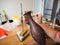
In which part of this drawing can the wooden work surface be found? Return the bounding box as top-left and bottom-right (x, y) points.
(0, 21), (37, 45)
(0, 21), (56, 45)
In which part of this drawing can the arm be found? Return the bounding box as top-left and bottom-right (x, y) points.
(33, 14), (60, 43)
(40, 24), (60, 43)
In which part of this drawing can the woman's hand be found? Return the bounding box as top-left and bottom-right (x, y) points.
(32, 14), (42, 24)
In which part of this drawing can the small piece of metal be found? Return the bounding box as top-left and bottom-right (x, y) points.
(16, 31), (29, 42)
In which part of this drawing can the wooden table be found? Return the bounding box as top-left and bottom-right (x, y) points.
(0, 21), (57, 45)
(0, 21), (37, 45)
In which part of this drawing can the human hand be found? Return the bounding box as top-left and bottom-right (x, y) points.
(32, 14), (42, 24)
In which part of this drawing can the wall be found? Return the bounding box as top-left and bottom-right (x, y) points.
(56, 0), (60, 12)
(34, 0), (44, 15)
(0, 0), (34, 19)
(43, 0), (54, 20)
(45, 0), (53, 9)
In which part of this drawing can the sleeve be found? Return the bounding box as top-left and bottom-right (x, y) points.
(57, 32), (60, 39)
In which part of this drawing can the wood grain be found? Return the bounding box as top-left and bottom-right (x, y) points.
(0, 21), (37, 45)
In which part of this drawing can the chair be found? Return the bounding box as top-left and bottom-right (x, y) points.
(53, 12), (60, 29)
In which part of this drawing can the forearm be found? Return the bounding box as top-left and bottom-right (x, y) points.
(33, 14), (60, 43)
(39, 24), (58, 40)
(43, 27), (57, 40)
(40, 23), (60, 43)
(33, 15), (57, 40)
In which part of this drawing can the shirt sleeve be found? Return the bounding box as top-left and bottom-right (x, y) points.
(57, 32), (60, 39)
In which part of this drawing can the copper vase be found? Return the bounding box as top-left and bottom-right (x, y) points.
(24, 11), (46, 45)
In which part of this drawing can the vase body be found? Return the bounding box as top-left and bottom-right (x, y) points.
(24, 11), (46, 45)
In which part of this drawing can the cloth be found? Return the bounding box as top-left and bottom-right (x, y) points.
(57, 32), (60, 39)
(0, 21), (17, 31)
(0, 28), (8, 39)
